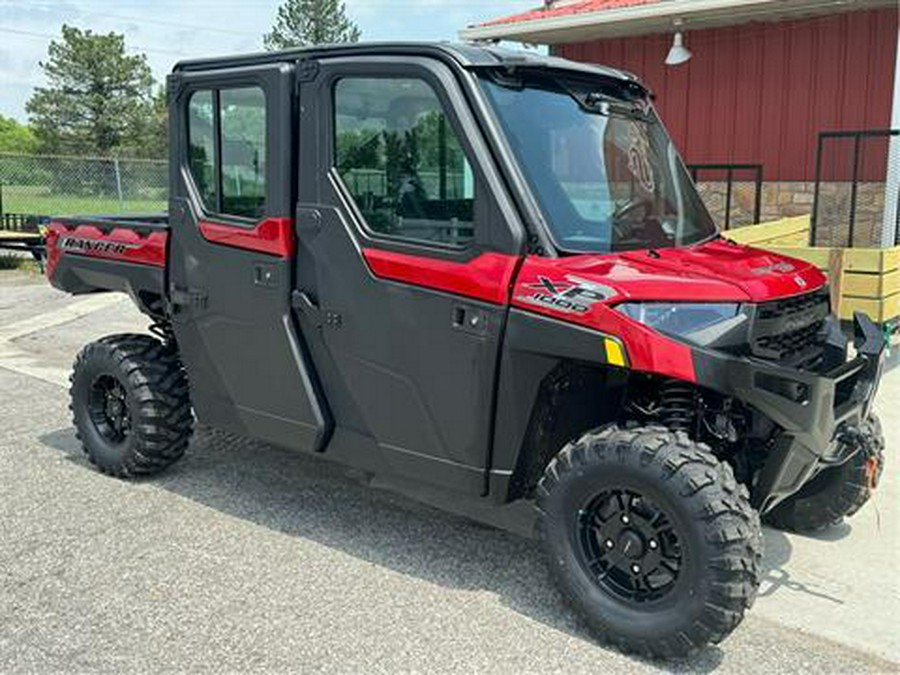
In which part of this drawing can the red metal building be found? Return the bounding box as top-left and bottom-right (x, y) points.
(563, 8), (897, 181)
(462, 0), (900, 243)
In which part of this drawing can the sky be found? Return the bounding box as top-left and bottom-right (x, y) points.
(0, 0), (539, 122)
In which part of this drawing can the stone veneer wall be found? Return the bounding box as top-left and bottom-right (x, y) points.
(695, 181), (887, 247)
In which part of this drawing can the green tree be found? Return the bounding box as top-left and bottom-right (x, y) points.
(135, 86), (168, 159)
(0, 115), (39, 154)
(263, 0), (361, 50)
(26, 25), (158, 157)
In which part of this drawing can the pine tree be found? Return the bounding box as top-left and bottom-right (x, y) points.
(263, 0), (361, 51)
(25, 25), (158, 157)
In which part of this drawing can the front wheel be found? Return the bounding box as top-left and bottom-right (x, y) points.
(536, 426), (762, 659)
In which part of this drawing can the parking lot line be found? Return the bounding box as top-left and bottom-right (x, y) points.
(0, 292), (126, 387)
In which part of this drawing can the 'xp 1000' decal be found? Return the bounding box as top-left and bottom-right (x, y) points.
(517, 276), (616, 314)
(59, 237), (138, 256)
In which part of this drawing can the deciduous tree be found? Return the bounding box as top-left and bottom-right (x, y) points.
(0, 115), (39, 154)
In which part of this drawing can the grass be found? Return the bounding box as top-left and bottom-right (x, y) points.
(0, 253), (41, 273)
(2, 184), (166, 216)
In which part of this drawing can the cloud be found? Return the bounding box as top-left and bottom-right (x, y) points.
(0, 0), (537, 121)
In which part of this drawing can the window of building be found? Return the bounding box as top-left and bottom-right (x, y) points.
(187, 86), (267, 219)
(334, 77), (475, 247)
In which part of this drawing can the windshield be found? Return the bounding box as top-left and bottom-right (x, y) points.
(479, 72), (717, 253)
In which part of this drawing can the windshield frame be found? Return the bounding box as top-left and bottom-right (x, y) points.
(475, 68), (719, 256)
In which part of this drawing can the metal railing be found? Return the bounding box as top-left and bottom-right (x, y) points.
(688, 163), (763, 230)
(811, 129), (899, 247)
(1, 212), (42, 233)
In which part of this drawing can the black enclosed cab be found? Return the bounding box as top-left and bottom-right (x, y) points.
(46, 43), (886, 659)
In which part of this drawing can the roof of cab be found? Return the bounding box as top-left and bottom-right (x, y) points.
(171, 41), (639, 85)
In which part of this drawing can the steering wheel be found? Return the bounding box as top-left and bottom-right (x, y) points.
(612, 198), (653, 222)
(611, 198), (654, 240)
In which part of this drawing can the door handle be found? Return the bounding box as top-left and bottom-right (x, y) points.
(452, 304), (488, 336)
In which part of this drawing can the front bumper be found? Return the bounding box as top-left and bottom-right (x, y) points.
(692, 312), (886, 512)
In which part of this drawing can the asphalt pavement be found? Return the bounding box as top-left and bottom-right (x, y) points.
(1, 270), (898, 673)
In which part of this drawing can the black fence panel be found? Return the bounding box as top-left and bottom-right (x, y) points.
(811, 129), (899, 248)
(688, 164), (763, 230)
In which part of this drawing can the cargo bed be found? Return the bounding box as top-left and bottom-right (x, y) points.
(45, 213), (169, 317)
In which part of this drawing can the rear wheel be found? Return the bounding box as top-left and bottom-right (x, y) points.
(70, 334), (193, 477)
(536, 426), (762, 659)
(765, 414), (885, 533)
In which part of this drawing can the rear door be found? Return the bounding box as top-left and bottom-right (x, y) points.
(167, 63), (330, 451)
(294, 56), (525, 494)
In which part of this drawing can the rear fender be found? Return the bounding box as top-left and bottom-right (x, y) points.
(46, 220), (168, 318)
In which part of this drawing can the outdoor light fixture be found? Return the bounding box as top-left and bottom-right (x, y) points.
(665, 31), (692, 66)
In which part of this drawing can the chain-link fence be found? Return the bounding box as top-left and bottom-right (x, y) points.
(0, 153), (167, 221)
(812, 130), (899, 248)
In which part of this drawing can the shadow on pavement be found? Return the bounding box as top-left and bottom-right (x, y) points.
(40, 425), (737, 672)
(758, 528), (844, 605)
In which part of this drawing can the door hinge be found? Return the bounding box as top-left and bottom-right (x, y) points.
(296, 59), (319, 83)
(292, 290), (341, 329)
(170, 287), (207, 310)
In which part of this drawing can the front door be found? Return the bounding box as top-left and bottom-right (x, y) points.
(294, 57), (525, 494)
(167, 63), (330, 452)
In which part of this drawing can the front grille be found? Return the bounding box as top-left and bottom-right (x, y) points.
(756, 290), (830, 321)
(750, 290), (830, 365)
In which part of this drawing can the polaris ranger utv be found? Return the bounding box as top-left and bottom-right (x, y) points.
(46, 44), (886, 658)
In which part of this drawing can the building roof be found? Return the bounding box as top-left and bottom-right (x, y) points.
(481, 1), (661, 28)
(461, 0), (896, 44)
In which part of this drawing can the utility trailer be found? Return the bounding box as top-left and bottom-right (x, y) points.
(0, 213), (45, 264)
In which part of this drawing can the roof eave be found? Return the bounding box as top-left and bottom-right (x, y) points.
(459, 0), (895, 44)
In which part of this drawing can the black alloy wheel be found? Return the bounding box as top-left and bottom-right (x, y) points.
(88, 375), (132, 444)
(577, 488), (682, 604)
(537, 425), (762, 659)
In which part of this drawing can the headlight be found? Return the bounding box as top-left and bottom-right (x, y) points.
(616, 302), (741, 339)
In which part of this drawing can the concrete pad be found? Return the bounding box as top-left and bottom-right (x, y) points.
(1, 273), (898, 672)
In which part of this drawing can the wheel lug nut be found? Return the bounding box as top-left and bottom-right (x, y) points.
(621, 515), (630, 524)
(649, 540), (658, 550)
(631, 564), (641, 574)
(605, 539), (615, 549)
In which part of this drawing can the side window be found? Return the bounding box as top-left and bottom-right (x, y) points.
(188, 91), (216, 209)
(335, 77), (476, 247)
(186, 86), (267, 219)
(221, 88), (266, 218)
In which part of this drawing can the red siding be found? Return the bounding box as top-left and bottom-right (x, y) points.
(559, 8), (898, 181)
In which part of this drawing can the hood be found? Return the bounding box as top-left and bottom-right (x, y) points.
(515, 238), (826, 305)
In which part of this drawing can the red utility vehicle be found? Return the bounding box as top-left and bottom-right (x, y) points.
(46, 44), (886, 658)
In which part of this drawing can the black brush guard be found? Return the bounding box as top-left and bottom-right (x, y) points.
(693, 312), (886, 512)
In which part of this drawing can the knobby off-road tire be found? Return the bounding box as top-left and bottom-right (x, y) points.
(70, 334), (193, 477)
(765, 414), (885, 533)
(536, 426), (762, 659)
